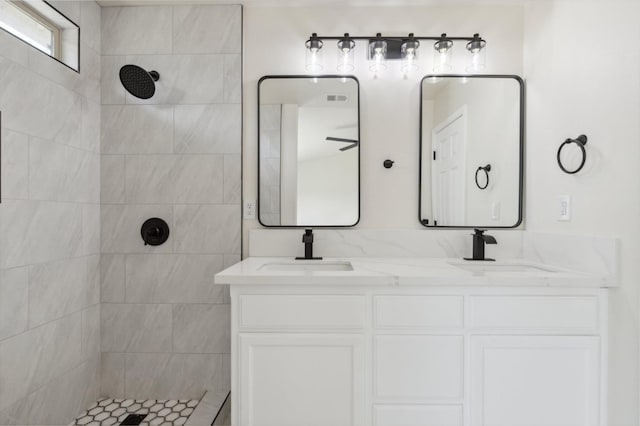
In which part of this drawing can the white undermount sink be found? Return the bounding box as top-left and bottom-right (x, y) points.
(451, 262), (557, 273)
(258, 261), (354, 272)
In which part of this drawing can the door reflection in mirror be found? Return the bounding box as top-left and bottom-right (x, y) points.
(420, 75), (523, 228)
(258, 76), (360, 227)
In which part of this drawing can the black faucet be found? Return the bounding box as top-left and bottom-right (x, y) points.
(295, 229), (323, 260)
(464, 229), (497, 261)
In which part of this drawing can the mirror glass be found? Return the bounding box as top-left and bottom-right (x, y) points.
(419, 75), (523, 228)
(259, 76), (360, 227)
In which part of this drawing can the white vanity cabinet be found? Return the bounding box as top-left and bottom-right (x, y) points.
(229, 286), (607, 426)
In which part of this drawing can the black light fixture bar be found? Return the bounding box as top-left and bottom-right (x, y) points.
(309, 34), (482, 42)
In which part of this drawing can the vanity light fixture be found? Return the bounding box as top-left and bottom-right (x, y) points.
(369, 33), (388, 78)
(433, 33), (453, 73)
(304, 32), (486, 78)
(466, 33), (487, 72)
(305, 33), (324, 73)
(337, 33), (355, 73)
(401, 33), (420, 76)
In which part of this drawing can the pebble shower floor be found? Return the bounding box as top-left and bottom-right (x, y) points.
(73, 398), (199, 426)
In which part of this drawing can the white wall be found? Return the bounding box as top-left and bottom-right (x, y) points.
(243, 4), (524, 252)
(523, 1), (640, 424)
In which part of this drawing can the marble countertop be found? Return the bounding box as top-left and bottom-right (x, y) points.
(214, 257), (613, 288)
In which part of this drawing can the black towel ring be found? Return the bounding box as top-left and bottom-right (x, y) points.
(557, 135), (587, 174)
(475, 164), (491, 190)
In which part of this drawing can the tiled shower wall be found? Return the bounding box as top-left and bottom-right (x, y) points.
(259, 104), (281, 225)
(99, 5), (242, 399)
(0, 1), (102, 424)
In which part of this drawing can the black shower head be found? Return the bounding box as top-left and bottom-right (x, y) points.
(119, 64), (160, 99)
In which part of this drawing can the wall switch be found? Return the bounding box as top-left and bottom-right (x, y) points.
(244, 200), (256, 220)
(491, 201), (501, 221)
(558, 195), (571, 221)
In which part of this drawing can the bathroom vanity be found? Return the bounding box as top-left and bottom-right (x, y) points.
(216, 256), (612, 426)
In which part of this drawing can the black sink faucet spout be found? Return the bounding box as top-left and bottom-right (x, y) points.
(296, 229), (323, 260)
(464, 229), (497, 261)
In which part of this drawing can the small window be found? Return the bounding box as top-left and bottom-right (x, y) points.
(0, 0), (79, 71)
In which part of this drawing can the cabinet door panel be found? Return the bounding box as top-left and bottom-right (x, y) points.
(374, 405), (463, 426)
(239, 333), (365, 426)
(374, 335), (464, 400)
(470, 336), (600, 426)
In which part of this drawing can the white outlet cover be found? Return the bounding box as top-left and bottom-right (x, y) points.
(244, 200), (256, 220)
(558, 195), (571, 221)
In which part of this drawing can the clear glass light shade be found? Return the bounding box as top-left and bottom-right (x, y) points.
(433, 47), (452, 73)
(466, 47), (486, 73)
(401, 39), (420, 76)
(337, 48), (354, 73)
(305, 47), (323, 73)
(369, 39), (387, 78)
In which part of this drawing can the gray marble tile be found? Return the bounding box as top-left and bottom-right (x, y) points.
(101, 55), (126, 105)
(101, 204), (173, 254)
(101, 155), (125, 204)
(0, 58), (82, 145)
(27, 357), (99, 426)
(27, 47), (82, 94)
(0, 397), (28, 426)
(0, 29), (28, 67)
(29, 138), (96, 203)
(174, 105), (241, 154)
(186, 390), (229, 426)
(173, 5), (241, 54)
(0, 313), (83, 411)
(28, 257), (90, 327)
(101, 6), (172, 55)
(0, 267), (28, 341)
(101, 254), (125, 303)
(125, 155), (224, 204)
(82, 204), (101, 256)
(124, 55), (224, 105)
(82, 304), (100, 361)
(87, 255), (101, 306)
(49, 1), (81, 23)
(223, 54), (241, 104)
(81, 98), (101, 154)
(1, 129), (28, 200)
(125, 254), (225, 304)
(101, 304), (172, 353)
(173, 304), (230, 354)
(0, 200), (83, 268)
(124, 353), (229, 400)
(101, 352), (125, 398)
(223, 155), (241, 204)
(174, 205), (241, 254)
(81, 1), (101, 54)
(102, 105), (174, 154)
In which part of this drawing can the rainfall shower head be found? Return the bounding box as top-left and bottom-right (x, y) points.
(119, 64), (160, 99)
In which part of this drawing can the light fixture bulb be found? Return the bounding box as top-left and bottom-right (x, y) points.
(305, 33), (324, 73)
(368, 33), (388, 78)
(465, 34), (486, 73)
(336, 33), (355, 73)
(401, 34), (420, 77)
(433, 33), (453, 54)
(466, 33), (486, 54)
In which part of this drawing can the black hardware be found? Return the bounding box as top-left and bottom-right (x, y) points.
(418, 75), (525, 229)
(383, 159), (394, 169)
(257, 75), (361, 228)
(433, 151), (436, 161)
(119, 65), (160, 100)
(120, 414), (147, 425)
(475, 164), (491, 190)
(140, 218), (170, 246)
(295, 229), (323, 260)
(557, 135), (587, 174)
(464, 229), (497, 261)
(326, 136), (359, 152)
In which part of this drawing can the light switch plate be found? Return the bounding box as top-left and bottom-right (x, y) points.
(491, 201), (501, 221)
(244, 200), (256, 220)
(558, 195), (571, 221)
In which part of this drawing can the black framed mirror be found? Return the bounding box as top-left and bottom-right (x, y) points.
(258, 75), (360, 227)
(419, 75), (524, 228)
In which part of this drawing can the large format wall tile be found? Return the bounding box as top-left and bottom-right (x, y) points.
(174, 205), (241, 254)
(223, 155), (241, 204)
(101, 105), (174, 154)
(0, 267), (28, 341)
(124, 55), (224, 105)
(101, 254), (125, 303)
(173, 5), (241, 54)
(1, 129), (28, 200)
(101, 6), (172, 55)
(173, 304), (230, 354)
(125, 155), (224, 204)
(223, 54), (242, 104)
(101, 155), (125, 203)
(101, 204), (173, 254)
(101, 304), (172, 353)
(124, 353), (230, 400)
(101, 352), (125, 397)
(125, 254), (225, 303)
(174, 104), (241, 154)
